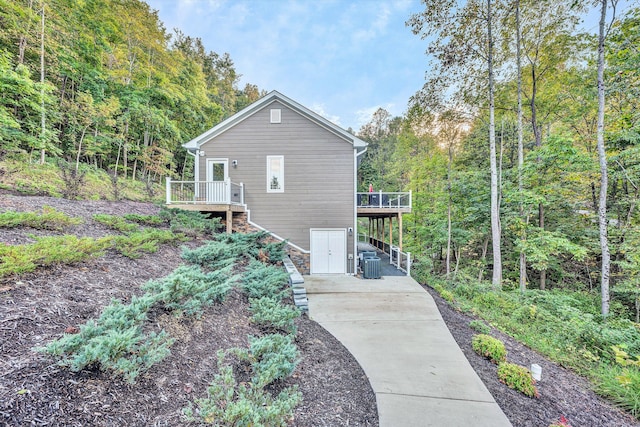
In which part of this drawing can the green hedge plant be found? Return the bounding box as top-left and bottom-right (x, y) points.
(472, 334), (507, 364)
(497, 362), (539, 398)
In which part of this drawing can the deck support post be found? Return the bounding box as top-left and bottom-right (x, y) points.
(226, 209), (233, 234)
(398, 213), (403, 252)
(389, 215), (393, 250)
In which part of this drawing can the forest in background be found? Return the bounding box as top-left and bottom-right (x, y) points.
(0, 0), (264, 181)
(358, 0), (639, 314)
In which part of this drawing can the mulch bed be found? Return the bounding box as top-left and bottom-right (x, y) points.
(425, 286), (640, 427)
(0, 194), (378, 426)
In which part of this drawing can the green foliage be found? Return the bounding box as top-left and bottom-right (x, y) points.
(469, 320), (491, 334)
(189, 351), (301, 426)
(497, 362), (539, 398)
(41, 294), (174, 383)
(111, 229), (184, 259)
(93, 213), (139, 232)
(159, 208), (221, 237)
(143, 264), (235, 315)
(249, 297), (300, 334)
(0, 235), (110, 277)
(241, 260), (290, 300)
(595, 348), (640, 417)
(122, 213), (164, 226)
(0, 206), (81, 230)
(472, 334), (507, 364)
(233, 334), (300, 388)
(181, 239), (239, 270)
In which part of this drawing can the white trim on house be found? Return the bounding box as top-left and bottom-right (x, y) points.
(205, 158), (229, 182)
(183, 91), (367, 152)
(244, 207), (310, 254)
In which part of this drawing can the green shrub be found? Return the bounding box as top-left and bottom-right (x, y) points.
(233, 334), (300, 388)
(42, 294), (174, 383)
(241, 260), (289, 299)
(143, 264), (236, 315)
(595, 363), (640, 417)
(469, 320), (491, 334)
(249, 297), (300, 334)
(0, 206), (81, 230)
(188, 351), (301, 426)
(0, 235), (110, 277)
(159, 208), (220, 237)
(497, 362), (539, 398)
(472, 334), (507, 364)
(181, 240), (239, 270)
(122, 213), (164, 226)
(112, 229), (183, 259)
(93, 214), (139, 232)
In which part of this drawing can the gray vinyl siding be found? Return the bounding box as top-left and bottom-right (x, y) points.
(198, 101), (355, 256)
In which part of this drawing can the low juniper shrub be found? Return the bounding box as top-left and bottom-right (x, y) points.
(41, 294), (174, 383)
(249, 296), (300, 334)
(241, 260), (290, 300)
(187, 351), (301, 426)
(232, 334), (300, 388)
(143, 264), (236, 315)
(472, 334), (507, 364)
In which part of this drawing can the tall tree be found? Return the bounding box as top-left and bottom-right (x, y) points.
(408, 0), (503, 287)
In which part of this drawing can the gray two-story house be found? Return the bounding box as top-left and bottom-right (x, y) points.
(166, 91), (368, 275)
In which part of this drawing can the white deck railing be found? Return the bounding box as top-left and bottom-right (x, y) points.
(357, 191), (411, 209)
(165, 178), (244, 205)
(390, 244), (412, 276)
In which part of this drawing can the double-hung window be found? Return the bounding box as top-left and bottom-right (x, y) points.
(267, 155), (284, 193)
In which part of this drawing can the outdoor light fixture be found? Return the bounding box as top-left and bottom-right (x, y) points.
(198, 150), (205, 156)
(232, 160), (238, 168)
(348, 227), (353, 236)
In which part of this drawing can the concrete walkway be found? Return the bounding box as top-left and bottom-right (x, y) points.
(305, 275), (512, 427)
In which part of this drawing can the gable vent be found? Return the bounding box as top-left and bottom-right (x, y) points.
(270, 109), (281, 123)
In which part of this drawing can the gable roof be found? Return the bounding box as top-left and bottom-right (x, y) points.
(183, 90), (368, 152)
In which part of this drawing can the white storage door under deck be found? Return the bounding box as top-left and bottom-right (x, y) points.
(310, 229), (347, 274)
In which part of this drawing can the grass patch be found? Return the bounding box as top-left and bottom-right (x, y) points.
(111, 229), (185, 259)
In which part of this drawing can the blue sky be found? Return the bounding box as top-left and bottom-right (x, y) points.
(145, 0), (427, 131)
(145, 0), (635, 132)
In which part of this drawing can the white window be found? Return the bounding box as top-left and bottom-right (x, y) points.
(270, 109), (281, 123)
(267, 155), (284, 193)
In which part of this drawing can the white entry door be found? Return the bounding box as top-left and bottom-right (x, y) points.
(310, 229), (347, 274)
(205, 158), (228, 203)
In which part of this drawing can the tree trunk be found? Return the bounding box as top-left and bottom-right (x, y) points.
(446, 143), (452, 279)
(539, 203), (547, 290)
(479, 237), (489, 282)
(488, 0), (502, 288)
(39, 3), (46, 165)
(516, 0), (527, 292)
(597, 0), (610, 318)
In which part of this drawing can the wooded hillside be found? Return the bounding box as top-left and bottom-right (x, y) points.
(0, 0), (263, 180)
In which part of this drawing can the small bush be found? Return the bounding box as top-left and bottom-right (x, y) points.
(472, 334), (507, 364)
(250, 297), (300, 334)
(93, 213), (139, 232)
(0, 206), (82, 230)
(159, 208), (220, 237)
(0, 235), (110, 277)
(188, 351), (301, 426)
(112, 229), (184, 259)
(181, 240), (239, 270)
(122, 213), (164, 226)
(469, 320), (491, 334)
(497, 362), (539, 398)
(143, 264), (236, 315)
(41, 294), (174, 383)
(241, 260), (289, 299)
(233, 334), (300, 388)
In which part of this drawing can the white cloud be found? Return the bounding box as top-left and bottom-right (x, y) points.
(355, 103), (396, 129)
(311, 103), (341, 126)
